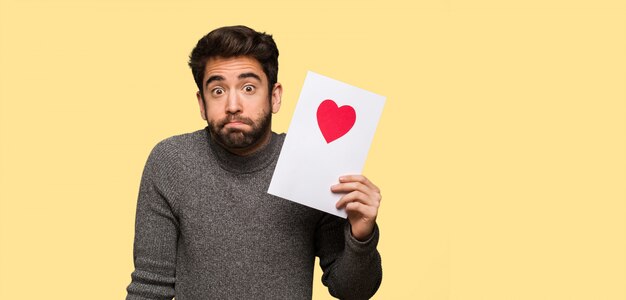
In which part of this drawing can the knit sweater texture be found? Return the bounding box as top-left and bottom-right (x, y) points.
(126, 127), (382, 299)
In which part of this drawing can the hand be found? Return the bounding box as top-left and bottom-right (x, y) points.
(332, 175), (381, 241)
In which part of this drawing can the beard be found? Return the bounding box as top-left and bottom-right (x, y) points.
(208, 110), (272, 150)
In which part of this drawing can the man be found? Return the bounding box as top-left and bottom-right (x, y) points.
(126, 25), (382, 299)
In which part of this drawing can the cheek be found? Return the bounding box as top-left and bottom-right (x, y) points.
(251, 101), (270, 112)
(254, 95), (272, 111)
(205, 108), (224, 123)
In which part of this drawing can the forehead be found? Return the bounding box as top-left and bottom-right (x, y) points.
(203, 56), (266, 81)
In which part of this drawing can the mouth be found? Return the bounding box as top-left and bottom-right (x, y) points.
(221, 117), (251, 130)
(224, 121), (246, 128)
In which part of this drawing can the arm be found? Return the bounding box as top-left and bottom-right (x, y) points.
(315, 175), (383, 299)
(126, 150), (178, 300)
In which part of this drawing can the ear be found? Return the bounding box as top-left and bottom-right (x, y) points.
(270, 82), (282, 114)
(196, 91), (207, 120)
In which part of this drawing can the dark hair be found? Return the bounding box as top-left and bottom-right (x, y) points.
(188, 25), (279, 95)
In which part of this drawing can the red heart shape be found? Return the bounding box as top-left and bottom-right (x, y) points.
(316, 99), (356, 143)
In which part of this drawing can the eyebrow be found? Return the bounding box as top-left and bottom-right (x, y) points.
(204, 72), (262, 89)
(238, 72), (262, 82)
(205, 75), (225, 88)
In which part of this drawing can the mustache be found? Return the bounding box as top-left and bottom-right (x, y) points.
(217, 115), (254, 128)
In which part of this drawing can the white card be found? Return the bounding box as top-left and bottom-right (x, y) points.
(268, 71), (386, 218)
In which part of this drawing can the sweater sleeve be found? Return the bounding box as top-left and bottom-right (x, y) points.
(126, 147), (179, 300)
(315, 214), (383, 299)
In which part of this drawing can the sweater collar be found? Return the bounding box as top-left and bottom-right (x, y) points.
(205, 126), (282, 174)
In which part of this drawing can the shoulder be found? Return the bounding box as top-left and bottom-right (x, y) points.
(146, 128), (208, 168)
(274, 132), (286, 144)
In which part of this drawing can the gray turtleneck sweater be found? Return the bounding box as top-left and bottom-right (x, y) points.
(126, 128), (382, 299)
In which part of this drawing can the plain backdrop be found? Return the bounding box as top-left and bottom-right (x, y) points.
(0, 0), (625, 299)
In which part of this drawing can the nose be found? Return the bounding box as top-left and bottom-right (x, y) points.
(225, 90), (242, 114)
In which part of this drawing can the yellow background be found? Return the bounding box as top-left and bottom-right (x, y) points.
(1, 0), (625, 299)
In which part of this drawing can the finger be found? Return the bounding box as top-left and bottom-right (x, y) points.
(345, 201), (377, 221)
(336, 191), (368, 209)
(339, 175), (380, 193)
(335, 190), (379, 209)
(332, 182), (382, 207)
(331, 181), (372, 195)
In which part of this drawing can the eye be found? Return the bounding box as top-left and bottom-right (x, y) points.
(243, 85), (255, 94)
(211, 87), (224, 97)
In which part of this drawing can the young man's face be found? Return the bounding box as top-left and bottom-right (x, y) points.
(197, 56), (282, 155)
